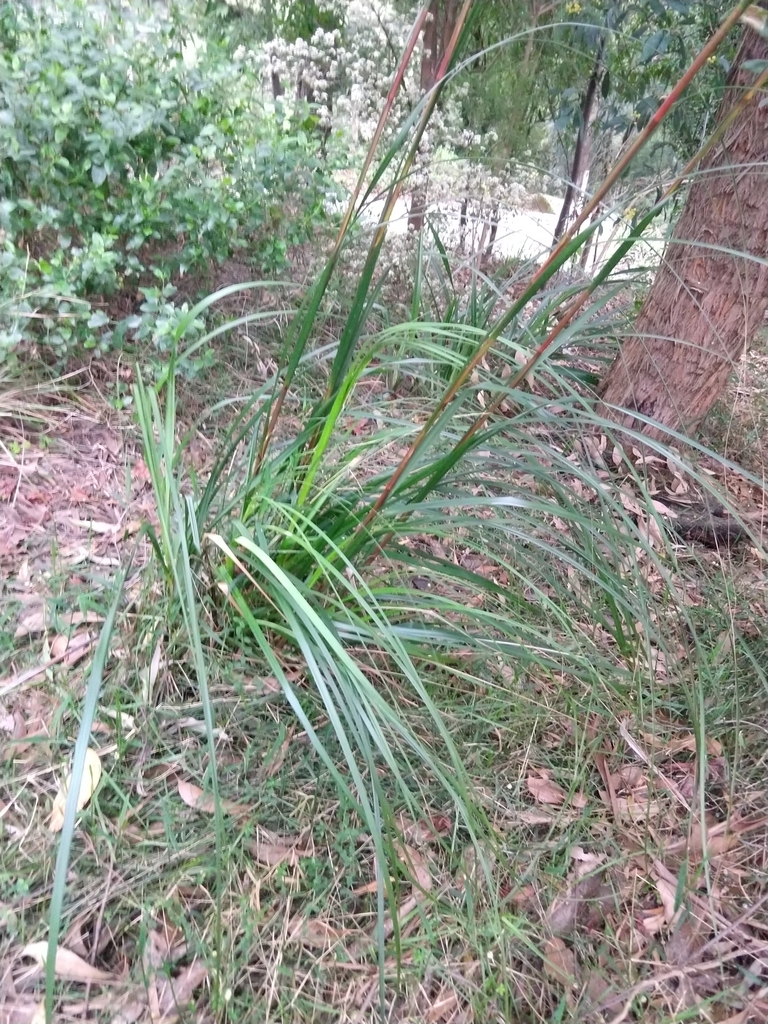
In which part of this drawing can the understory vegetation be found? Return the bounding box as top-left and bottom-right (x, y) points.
(2, 2), (768, 1023)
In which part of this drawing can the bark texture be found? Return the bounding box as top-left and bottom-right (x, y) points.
(599, 15), (768, 441)
(408, 0), (460, 231)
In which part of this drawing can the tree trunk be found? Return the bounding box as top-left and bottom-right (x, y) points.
(482, 203), (500, 269)
(553, 39), (604, 244)
(408, 0), (460, 231)
(599, 14), (768, 441)
(579, 136), (611, 271)
(459, 195), (468, 253)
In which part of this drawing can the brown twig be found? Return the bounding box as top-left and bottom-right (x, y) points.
(603, 943), (768, 1024)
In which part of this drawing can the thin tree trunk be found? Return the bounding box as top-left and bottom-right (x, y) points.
(459, 195), (468, 253)
(553, 40), (604, 244)
(264, 0), (283, 99)
(409, 0), (460, 231)
(482, 203), (500, 269)
(598, 12), (768, 441)
(523, 1), (557, 69)
(579, 137), (610, 271)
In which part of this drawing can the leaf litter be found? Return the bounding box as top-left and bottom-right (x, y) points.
(19, 943), (116, 984)
(48, 746), (102, 832)
(3, 379), (768, 1023)
(521, 707), (768, 1023)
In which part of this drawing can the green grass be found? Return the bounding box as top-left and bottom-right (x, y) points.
(3, 552), (767, 1021)
(4, 8), (768, 1021)
(4, 294), (768, 1023)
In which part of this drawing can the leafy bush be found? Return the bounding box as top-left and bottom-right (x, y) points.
(0, 0), (336, 362)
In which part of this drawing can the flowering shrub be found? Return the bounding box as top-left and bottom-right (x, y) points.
(0, 0), (336, 361)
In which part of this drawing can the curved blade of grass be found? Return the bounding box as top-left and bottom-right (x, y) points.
(353, 1), (755, 537)
(152, 280), (294, 390)
(297, 348), (375, 506)
(206, 531), (400, 974)
(45, 573), (125, 1024)
(322, 1), (473, 403)
(254, 6), (433, 474)
(439, 56), (768, 466)
(134, 368), (224, 983)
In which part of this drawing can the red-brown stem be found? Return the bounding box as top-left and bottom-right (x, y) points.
(255, 6), (430, 471)
(334, 6), (430, 254)
(458, 57), (768, 448)
(360, 0), (473, 262)
(352, 0), (753, 537)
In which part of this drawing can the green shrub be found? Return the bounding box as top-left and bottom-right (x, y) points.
(0, 0), (336, 362)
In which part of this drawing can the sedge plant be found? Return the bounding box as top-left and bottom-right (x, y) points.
(132, 0), (767, 973)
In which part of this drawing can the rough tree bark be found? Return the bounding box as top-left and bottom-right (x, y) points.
(598, 12), (768, 441)
(408, 0), (460, 232)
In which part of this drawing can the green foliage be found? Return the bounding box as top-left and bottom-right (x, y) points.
(459, 0), (735, 184)
(131, 5), (748, 899)
(0, 0), (335, 362)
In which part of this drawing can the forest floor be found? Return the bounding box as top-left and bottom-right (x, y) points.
(2, 312), (768, 1024)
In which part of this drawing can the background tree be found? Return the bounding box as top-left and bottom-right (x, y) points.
(408, 0), (462, 230)
(598, 5), (768, 440)
(551, 33), (605, 242)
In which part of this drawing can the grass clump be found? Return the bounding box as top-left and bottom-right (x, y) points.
(2, 7), (768, 1024)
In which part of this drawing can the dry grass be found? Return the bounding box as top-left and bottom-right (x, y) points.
(3, 357), (768, 1024)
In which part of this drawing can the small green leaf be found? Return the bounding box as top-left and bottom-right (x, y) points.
(742, 58), (768, 74)
(87, 310), (109, 329)
(640, 30), (670, 64)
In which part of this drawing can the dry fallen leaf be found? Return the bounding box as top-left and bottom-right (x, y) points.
(15, 608), (102, 639)
(542, 936), (578, 988)
(256, 675), (282, 695)
(287, 915), (350, 948)
(146, 925), (186, 970)
(425, 988), (460, 1023)
(49, 747), (102, 832)
(0, 999), (45, 1024)
(100, 708), (137, 735)
(28, 1005), (44, 1024)
(548, 872), (611, 937)
(250, 839), (312, 867)
(652, 872), (687, 932)
(393, 841), (432, 892)
(64, 517), (120, 535)
(665, 915), (709, 966)
(50, 634), (70, 659)
(396, 812), (453, 847)
(49, 630), (93, 666)
(157, 959), (209, 1018)
(615, 795), (662, 823)
(640, 728), (722, 758)
(176, 778), (246, 817)
(581, 969), (619, 1013)
(527, 773), (566, 806)
(110, 999), (147, 1024)
(614, 764), (645, 790)
(14, 606), (49, 639)
(21, 942), (116, 983)
(1, 634), (96, 697)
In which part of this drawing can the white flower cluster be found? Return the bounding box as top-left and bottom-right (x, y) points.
(246, 0), (475, 155)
